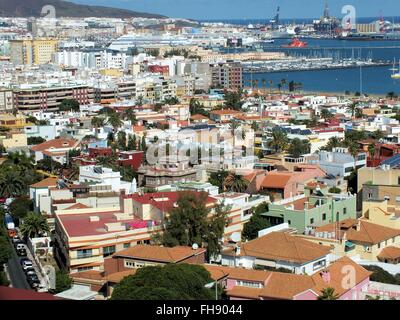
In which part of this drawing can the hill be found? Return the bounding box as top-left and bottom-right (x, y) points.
(0, 0), (166, 19)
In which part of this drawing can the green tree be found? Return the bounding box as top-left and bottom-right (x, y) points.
(268, 129), (289, 153)
(107, 113), (123, 132)
(111, 264), (216, 300)
(317, 287), (339, 300)
(117, 131), (127, 150)
(208, 170), (229, 191)
(127, 134), (137, 150)
(189, 98), (209, 116)
(322, 136), (343, 152)
(9, 197), (33, 220)
(224, 90), (243, 110)
(140, 136), (147, 152)
(20, 212), (50, 239)
(223, 172), (248, 193)
(53, 270), (72, 294)
(287, 138), (311, 158)
(162, 192), (229, 258)
(0, 169), (26, 198)
(123, 108), (137, 124)
(27, 136), (46, 145)
(91, 116), (106, 137)
(242, 203), (271, 241)
(320, 109), (334, 122)
(58, 99), (80, 112)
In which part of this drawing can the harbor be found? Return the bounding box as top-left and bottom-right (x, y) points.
(242, 57), (391, 73)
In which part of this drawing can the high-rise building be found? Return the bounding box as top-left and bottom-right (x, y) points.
(210, 61), (243, 90)
(9, 39), (59, 65)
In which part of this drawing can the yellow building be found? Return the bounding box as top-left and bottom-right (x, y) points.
(0, 114), (31, 132)
(9, 38), (58, 65)
(0, 133), (27, 150)
(362, 199), (400, 229)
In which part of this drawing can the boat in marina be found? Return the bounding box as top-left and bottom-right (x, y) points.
(281, 38), (308, 48)
(390, 59), (400, 79)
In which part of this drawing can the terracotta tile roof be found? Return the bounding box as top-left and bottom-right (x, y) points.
(31, 138), (79, 152)
(105, 269), (137, 283)
(226, 232), (331, 264)
(210, 109), (243, 115)
(30, 177), (58, 188)
(65, 203), (91, 210)
(261, 172), (293, 189)
(377, 246), (400, 260)
(70, 270), (105, 282)
(226, 286), (262, 299)
(113, 245), (206, 263)
(0, 286), (61, 300)
(346, 220), (400, 245)
(260, 273), (316, 300)
(190, 114), (209, 120)
(311, 256), (372, 297)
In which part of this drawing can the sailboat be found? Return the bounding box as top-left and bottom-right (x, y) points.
(391, 58), (400, 79)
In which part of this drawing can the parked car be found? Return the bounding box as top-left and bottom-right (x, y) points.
(20, 259), (33, 270)
(16, 248), (27, 257)
(26, 274), (40, 289)
(24, 266), (35, 274)
(13, 240), (24, 249)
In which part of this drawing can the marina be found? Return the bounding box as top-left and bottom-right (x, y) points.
(242, 57), (391, 73)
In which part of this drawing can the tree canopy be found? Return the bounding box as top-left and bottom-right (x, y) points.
(161, 192), (229, 259)
(111, 264), (216, 300)
(242, 202), (271, 241)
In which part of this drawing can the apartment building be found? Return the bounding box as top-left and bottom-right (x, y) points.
(262, 193), (357, 234)
(210, 61), (243, 90)
(14, 83), (94, 112)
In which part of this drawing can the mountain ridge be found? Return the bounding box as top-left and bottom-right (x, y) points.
(0, 0), (167, 19)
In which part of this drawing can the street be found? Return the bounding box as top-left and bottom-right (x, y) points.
(6, 240), (31, 290)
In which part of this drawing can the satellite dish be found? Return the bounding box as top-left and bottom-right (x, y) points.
(192, 243), (199, 250)
(230, 232), (241, 243)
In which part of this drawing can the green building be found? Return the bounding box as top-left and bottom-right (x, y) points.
(261, 193), (357, 234)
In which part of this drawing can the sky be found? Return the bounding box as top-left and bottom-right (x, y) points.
(71, 0), (400, 20)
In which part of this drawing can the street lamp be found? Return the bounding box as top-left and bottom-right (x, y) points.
(205, 280), (218, 300)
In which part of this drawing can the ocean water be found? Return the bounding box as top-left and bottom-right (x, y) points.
(242, 38), (400, 95)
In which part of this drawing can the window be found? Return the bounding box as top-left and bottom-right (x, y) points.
(77, 249), (92, 259)
(287, 220), (291, 225)
(123, 243), (131, 249)
(77, 266), (93, 272)
(322, 213), (326, 221)
(343, 208), (347, 215)
(103, 245), (116, 257)
(313, 260), (326, 270)
(310, 218), (314, 224)
(236, 280), (261, 288)
(124, 260), (135, 268)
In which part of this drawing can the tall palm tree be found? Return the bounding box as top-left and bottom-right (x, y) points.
(318, 287), (339, 300)
(223, 172), (249, 193)
(368, 144), (376, 165)
(348, 142), (359, 171)
(280, 79), (287, 93)
(0, 170), (25, 198)
(347, 102), (358, 118)
(229, 119), (241, 148)
(267, 130), (289, 154)
(261, 79), (267, 91)
(269, 80), (273, 93)
(20, 213), (50, 239)
(107, 113), (123, 132)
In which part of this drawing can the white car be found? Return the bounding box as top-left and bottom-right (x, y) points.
(22, 260), (33, 270)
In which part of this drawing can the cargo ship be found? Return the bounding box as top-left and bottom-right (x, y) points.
(281, 38), (308, 48)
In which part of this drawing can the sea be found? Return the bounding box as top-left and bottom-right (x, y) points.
(200, 18), (400, 95)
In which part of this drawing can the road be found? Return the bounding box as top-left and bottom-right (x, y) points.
(7, 240), (31, 290)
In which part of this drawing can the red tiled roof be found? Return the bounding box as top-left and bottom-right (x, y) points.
(261, 172), (293, 189)
(0, 286), (61, 300)
(31, 138), (79, 152)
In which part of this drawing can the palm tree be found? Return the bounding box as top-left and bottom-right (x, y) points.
(229, 119), (241, 148)
(123, 108), (137, 125)
(20, 212), (49, 239)
(348, 142), (359, 171)
(0, 169), (25, 198)
(320, 109), (333, 122)
(91, 116), (105, 137)
(96, 155), (118, 169)
(280, 79), (287, 93)
(368, 144), (376, 164)
(107, 113), (123, 132)
(318, 287), (339, 300)
(223, 172), (249, 193)
(269, 80), (273, 93)
(347, 102), (358, 118)
(267, 129), (289, 154)
(5, 151), (34, 171)
(261, 79), (267, 92)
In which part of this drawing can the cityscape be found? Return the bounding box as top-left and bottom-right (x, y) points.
(1, 0), (400, 304)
